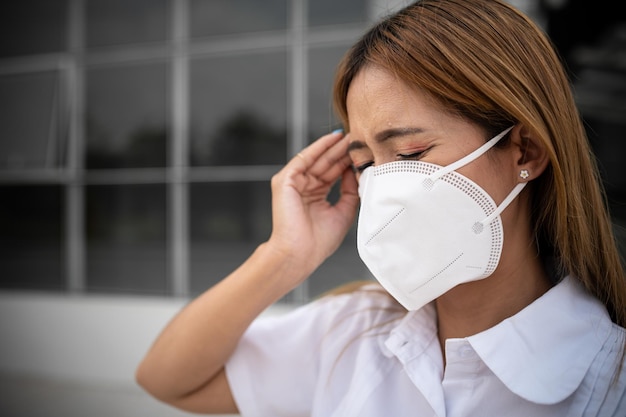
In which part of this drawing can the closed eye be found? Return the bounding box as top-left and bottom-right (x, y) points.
(353, 161), (374, 173)
(397, 148), (429, 161)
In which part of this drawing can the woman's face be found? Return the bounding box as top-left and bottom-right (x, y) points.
(345, 65), (515, 205)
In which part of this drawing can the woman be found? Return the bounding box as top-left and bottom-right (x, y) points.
(136, 0), (626, 415)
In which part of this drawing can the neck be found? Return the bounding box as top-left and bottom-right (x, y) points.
(435, 247), (552, 362)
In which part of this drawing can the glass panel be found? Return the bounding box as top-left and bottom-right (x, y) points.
(0, 0), (68, 58)
(308, 0), (368, 27)
(308, 225), (371, 299)
(86, 0), (168, 48)
(189, 181), (274, 296)
(190, 0), (287, 38)
(307, 44), (373, 296)
(0, 71), (65, 169)
(308, 45), (351, 142)
(86, 184), (167, 295)
(0, 185), (65, 291)
(189, 182), (370, 301)
(307, 184), (372, 299)
(86, 62), (168, 169)
(190, 52), (287, 166)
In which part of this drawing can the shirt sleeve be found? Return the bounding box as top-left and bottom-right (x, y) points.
(224, 286), (397, 417)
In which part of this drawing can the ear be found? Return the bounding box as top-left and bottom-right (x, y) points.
(509, 124), (550, 182)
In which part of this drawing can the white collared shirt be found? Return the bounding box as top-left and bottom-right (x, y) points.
(225, 276), (626, 416)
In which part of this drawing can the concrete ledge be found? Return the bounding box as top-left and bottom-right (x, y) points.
(0, 372), (215, 417)
(0, 291), (189, 385)
(0, 291), (292, 416)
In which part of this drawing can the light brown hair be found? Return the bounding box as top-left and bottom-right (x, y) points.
(333, 0), (626, 332)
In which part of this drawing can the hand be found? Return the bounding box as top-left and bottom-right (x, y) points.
(267, 130), (359, 276)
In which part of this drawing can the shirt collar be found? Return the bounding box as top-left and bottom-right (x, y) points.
(467, 275), (613, 404)
(380, 303), (435, 356)
(381, 276), (613, 405)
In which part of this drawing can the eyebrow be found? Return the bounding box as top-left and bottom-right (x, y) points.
(348, 127), (427, 152)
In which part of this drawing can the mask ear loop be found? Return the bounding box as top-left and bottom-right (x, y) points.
(423, 126), (514, 190)
(472, 182), (526, 234)
(415, 125), (522, 234)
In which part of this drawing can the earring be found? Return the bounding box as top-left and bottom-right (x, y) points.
(519, 169), (530, 179)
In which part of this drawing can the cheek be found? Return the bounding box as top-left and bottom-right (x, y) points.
(457, 158), (512, 204)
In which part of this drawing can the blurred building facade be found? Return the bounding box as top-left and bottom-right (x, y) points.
(0, 1), (624, 416)
(0, 0), (624, 300)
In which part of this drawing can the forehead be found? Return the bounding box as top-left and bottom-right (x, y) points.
(346, 66), (417, 117)
(345, 66), (453, 140)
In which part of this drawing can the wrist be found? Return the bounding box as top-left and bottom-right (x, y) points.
(256, 240), (317, 287)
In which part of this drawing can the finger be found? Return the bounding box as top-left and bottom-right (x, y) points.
(339, 163), (359, 199)
(335, 166), (360, 216)
(306, 134), (352, 182)
(317, 151), (353, 186)
(290, 130), (345, 170)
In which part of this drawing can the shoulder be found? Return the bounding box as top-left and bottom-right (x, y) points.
(314, 281), (402, 311)
(574, 322), (626, 415)
(308, 282), (405, 330)
(468, 276), (626, 408)
(244, 282), (405, 348)
(226, 284), (406, 417)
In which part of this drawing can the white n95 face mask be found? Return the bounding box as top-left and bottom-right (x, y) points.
(356, 127), (526, 311)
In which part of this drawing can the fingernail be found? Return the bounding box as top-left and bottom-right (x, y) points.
(332, 128), (344, 134)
